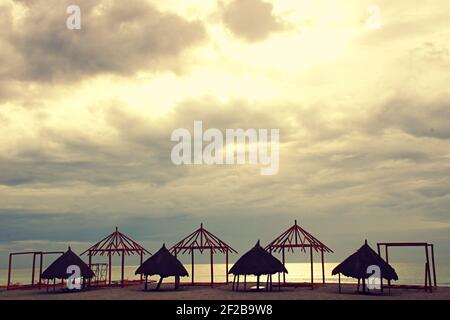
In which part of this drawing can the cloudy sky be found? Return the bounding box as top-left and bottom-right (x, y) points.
(1, 0), (449, 270)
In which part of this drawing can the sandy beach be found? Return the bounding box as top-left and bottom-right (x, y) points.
(1, 283), (449, 300)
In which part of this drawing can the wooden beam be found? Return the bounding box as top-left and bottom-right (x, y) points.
(226, 250), (229, 284)
(210, 249), (214, 288)
(121, 250), (125, 288)
(321, 249), (325, 284)
(7, 253), (12, 290)
(108, 253), (112, 285)
(425, 245), (432, 293)
(338, 273), (341, 293)
(430, 244), (437, 287)
(191, 250), (195, 284)
(310, 246), (314, 290)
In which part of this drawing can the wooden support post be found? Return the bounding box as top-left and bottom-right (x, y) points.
(310, 246), (314, 290)
(257, 275), (260, 290)
(88, 251), (92, 287)
(338, 273), (341, 293)
(321, 249), (325, 284)
(244, 275), (247, 291)
(121, 250), (125, 288)
(270, 275), (273, 291)
(39, 253), (43, 287)
(430, 244), (437, 287)
(385, 246), (391, 289)
(156, 277), (163, 291)
(7, 253), (12, 290)
(108, 253), (112, 285)
(226, 250), (229, 285)
(31, 253), (36, 286)
(377, 244), (383, 292)
(282, 247), (286, 284)
(425, 245), (432, 293)
(278, 272), (281, 291)
(232, 274), (236, 291)
(210, 249), (214, 288)
(191, 250), (195, 284)
(144, 275), (148, 291)
(140, 251), (144, 281)
(236, 275), (240, 291)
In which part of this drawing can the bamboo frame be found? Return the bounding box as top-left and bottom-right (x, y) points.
(81, 227), (150, 287)
(266, 220), (333, 288)
(169, 223), (237, 287)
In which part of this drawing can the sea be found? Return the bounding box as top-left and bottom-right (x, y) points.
(1, 262), (449, 286)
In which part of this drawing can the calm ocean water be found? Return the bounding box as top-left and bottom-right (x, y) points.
(2, 262), (449, 286)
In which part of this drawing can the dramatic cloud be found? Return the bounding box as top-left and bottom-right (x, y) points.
(220, 0), (288, 42)
(1, 0), (205, 82)
(1, 1), (450, 269)
(369, 96), (450, 139)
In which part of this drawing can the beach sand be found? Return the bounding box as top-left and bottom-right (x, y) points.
(1, 283), (449, 300)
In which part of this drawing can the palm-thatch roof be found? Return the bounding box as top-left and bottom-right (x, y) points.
(135, 244), (188, 278)
(229, 241), (288, 276)
(41, 247), (95, 280)
(332, 240), (398, 281)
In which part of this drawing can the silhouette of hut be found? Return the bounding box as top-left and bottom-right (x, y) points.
(135, 244), (188, 291)
(229, 241), (288, 291)
(332, 240), (398, 293)
(41, 246), (94, 291)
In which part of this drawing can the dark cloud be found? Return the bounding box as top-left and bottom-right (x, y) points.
(0, 133), (182, 187)
(1, 0), (206, 82)
(220, 0), (288, 42)
(0, 98), (288, 187)
(1, 97), (449, 267)
(368, 97), (450, 139)
(0, 209), (191, 243)
(417, 185), (450, 198)
(411, 42), (450, 63)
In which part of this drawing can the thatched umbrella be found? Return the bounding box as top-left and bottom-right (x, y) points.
(135, 244), (188, 291)
(332, 240), (398, 293)
(229, 241), (288, 291)
(41, 246), (94, 291)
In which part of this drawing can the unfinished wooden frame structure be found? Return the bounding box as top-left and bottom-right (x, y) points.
(266, 220), (333, 289)
(6, 251), (64, 290)
(377, 242), (437, 292)
(81, 227), (150, 287)
(169, 223), (237, 287)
